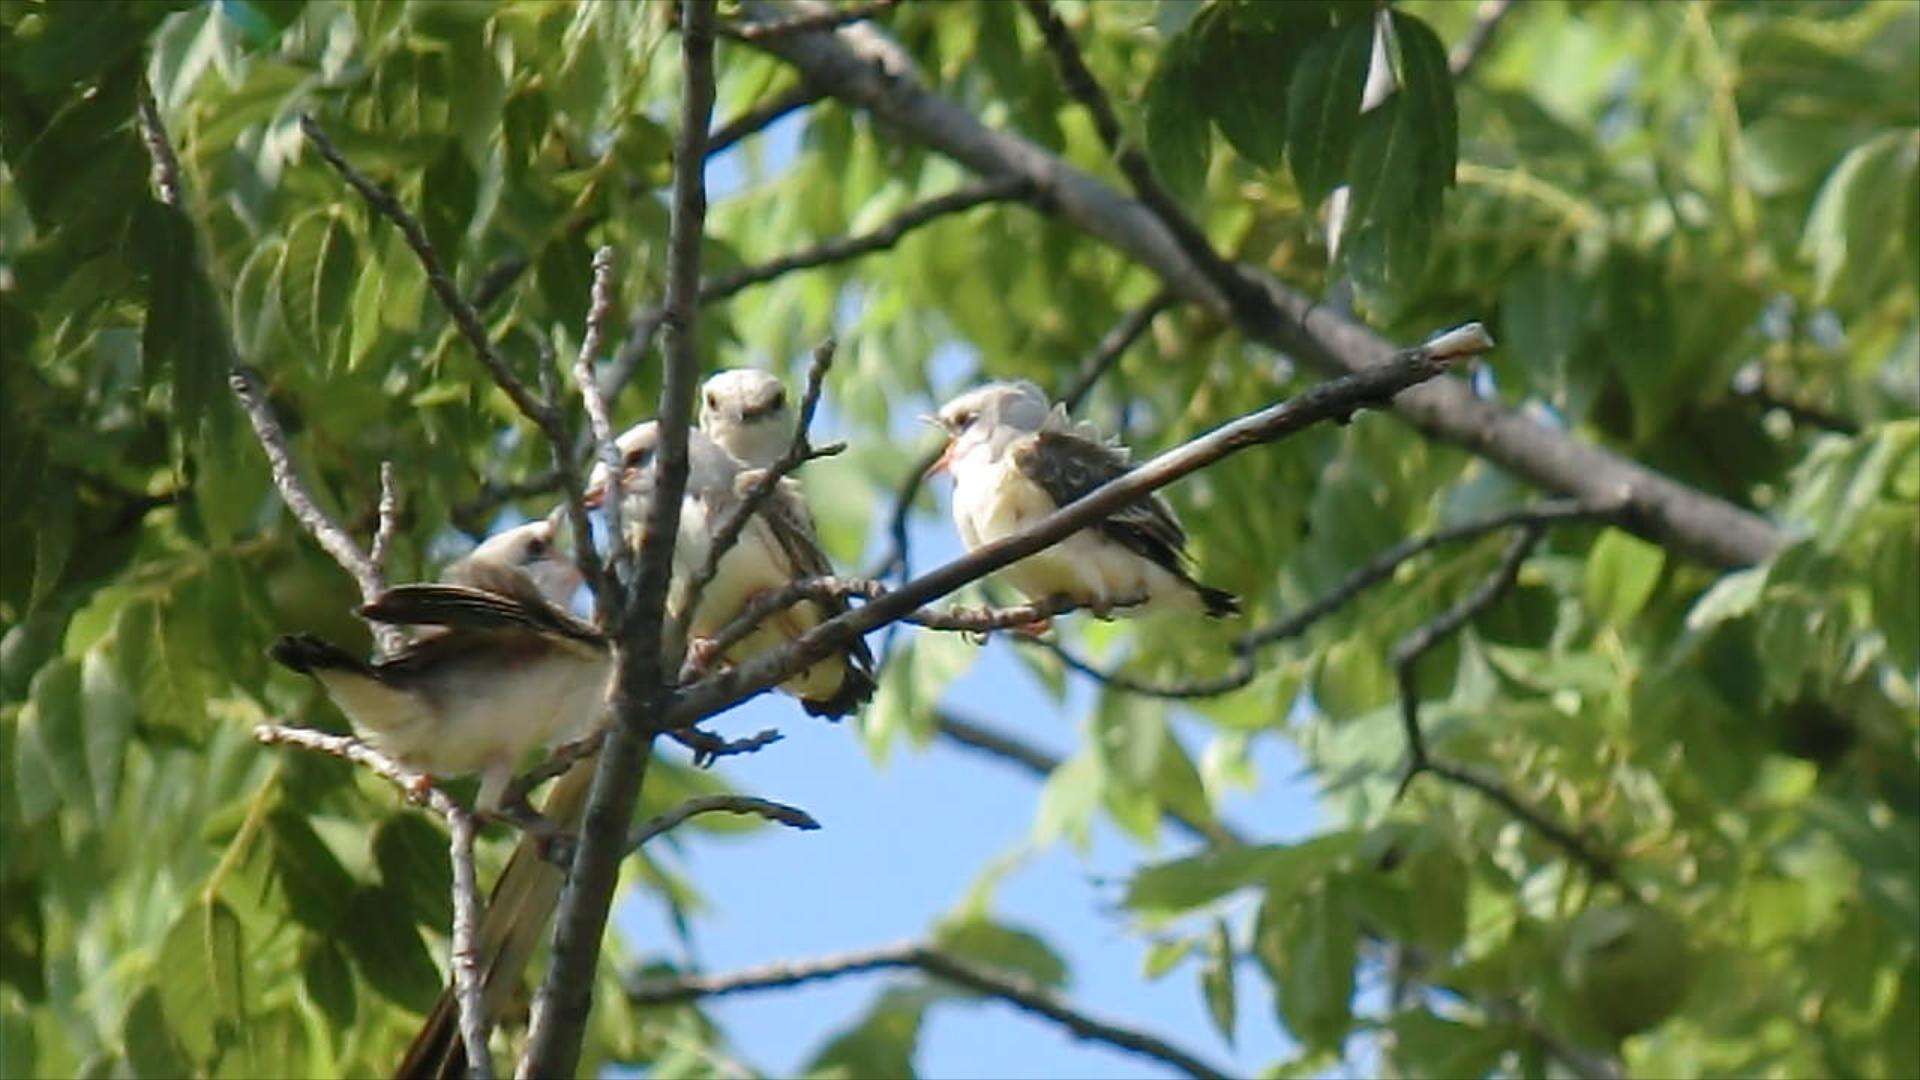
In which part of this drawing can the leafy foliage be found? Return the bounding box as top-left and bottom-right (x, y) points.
(3, 0), (1916, 1077)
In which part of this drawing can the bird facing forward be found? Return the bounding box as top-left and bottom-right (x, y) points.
(927, 380), (1239, 621)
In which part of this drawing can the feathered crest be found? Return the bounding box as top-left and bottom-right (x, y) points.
(1040, 401), (1130, 459)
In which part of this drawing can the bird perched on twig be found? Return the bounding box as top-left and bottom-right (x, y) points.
(927, 380), (1239, 628)
(586, 419), (874, 717)
(268, 510), (610, 814)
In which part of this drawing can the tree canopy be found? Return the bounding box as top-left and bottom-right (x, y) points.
(2, 1), (1916, 1077)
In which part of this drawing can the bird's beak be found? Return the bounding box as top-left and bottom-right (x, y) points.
(925, 438), (957, 478)
(582, 478), (606, 510)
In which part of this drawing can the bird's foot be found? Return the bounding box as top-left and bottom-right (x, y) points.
(684, 635), (726, 675)
(403, 773), (435, 805)
(1011, 615), (1053, 638)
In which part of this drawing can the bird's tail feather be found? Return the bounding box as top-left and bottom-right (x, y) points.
(1195, 583), (1241, 619)
(269, 633), (370, 676)
(801, 660), (877, 720)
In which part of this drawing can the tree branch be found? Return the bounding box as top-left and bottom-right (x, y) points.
(608, 177), (1034, 396)
(625, 942), (1232, 1080)
(253, 725), (493, 1077)
(736, 3), (1786, 568)
(1058, 291), (1176, 413)
(1448, 0), (1519, 80)
(671, 325), (1490, 727)
(708, 82), (824, 156)
(721, 0), (901, 42)
(519, 4), (716, 1074)
(569, 246), (623, 599)
(1390, 527), (1624, 885)
(1029, 498), (1624, 699)
(628, 794), (819, 851)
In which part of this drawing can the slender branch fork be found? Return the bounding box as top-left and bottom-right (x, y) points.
(253, 726), (496, 1078)
(625, 941), (1233, 1080)
(628, 795), (820, 852)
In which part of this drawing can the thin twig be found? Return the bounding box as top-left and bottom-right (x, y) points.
(1448, 0), (1519, 79)
(672, 726), (785, 768)
(519, 4), (717, 1076)
(1059, 291), (1175, 413)
(569, 246), (622, 599)
(722, 0), (901, 42)
(1030, 499), (1624, 699)
(606, 178), (1033, 396)
(1390, 527), (1624, 885)
(254, 725), (494, 1077)
(676, 338), (840, 644)
(708, 82), (825, 155)
(134, 80), (183, 210)
(628, 794), (819, 851)
(228, 368), (405, 656)
(370, 462), (401, 573)
(671, 325), (1492, 727)
(625, 941), (1232, 1080)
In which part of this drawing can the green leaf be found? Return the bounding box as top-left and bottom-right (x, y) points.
(28, 481), (73, 615)
(79, 645), (134, 820)
(339, 885), (442, 1012)
(1033, 748), (1100, 852)
(277, 207), (358, 364)
(137, 202), (230, 444)
(122, 986), (192, 1080)
(1202, 918), (1237, 1045)
(1386, 1009), (1507, 1078)
(1145, 34), (1210, 202)
(1190, 3), (1328, 170)
(25, 659), (88, 816)
(1802, 129), (1919, 308)
(373, 813), (454, 930)
(267, 809), (358, 933)
(1256, 877), (1357, 1051)
(1126, 832), (1358, 916)
(933, 918), (1067, 990)
(1143, 937), (1195, 980)
(1584, 529), (1665, 624)
(804, 986), (928, 1080)
(156, 897), (248, 1065)
(1285, 20), (1372, 206)
(113, 597), (211, 738)
(300, 938), (357, 1029)
(1342, 12), (1456, 294)
(1, 879), (47, 1003)
(1685, 565), (1770, 631)
(1093, 693), (1165, 791)
(1387, 12), (1456, 192)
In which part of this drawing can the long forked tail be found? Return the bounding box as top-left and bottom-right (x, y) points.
(1194, 583), (1242, 619)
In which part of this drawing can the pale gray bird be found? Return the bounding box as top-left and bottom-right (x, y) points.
(586, 421), (875, 718)
(699, 367), (793, 468)
(268, 511), (610, 812)
(928, 380), (1239, 620)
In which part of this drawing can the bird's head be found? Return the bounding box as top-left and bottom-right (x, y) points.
(925, 380), (1050, 477)
(700, 369), (792, 468)
(583, 422), (735, 511)
(465, 509), (583, 604)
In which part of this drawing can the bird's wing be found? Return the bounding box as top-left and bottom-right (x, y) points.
(1011, 429), (1190, 572)
(753, 483), (876, 673)
(360, 584), (602, 649)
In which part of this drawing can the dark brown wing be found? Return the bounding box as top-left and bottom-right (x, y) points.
(360, 584), (602, 648)
(757, 485), (878, 675)
(1013, 430), (1189, 574)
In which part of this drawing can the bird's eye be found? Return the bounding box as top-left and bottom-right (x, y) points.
(956, 410), (977, 429)
(526, 537), (548, 557)
(705, 392), (718, 411)
(624, 445), (653, 467)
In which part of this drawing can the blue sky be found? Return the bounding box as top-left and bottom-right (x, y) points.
(573, 106), (1327, 1078)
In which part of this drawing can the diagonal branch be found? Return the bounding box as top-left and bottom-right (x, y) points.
(519, 4), (718, 1076)
(721, 0), (901, 42)
(708, 82), (825, 155)
(253, 725), (494, 1077)
(670, 324), (1492, 726)
(625, 942), (1232, 1080)
(569, 246), (625, 599)
(735, 2), (1785, 568)
(628, 794), (819, 851)
(607, 177), (1034, 396)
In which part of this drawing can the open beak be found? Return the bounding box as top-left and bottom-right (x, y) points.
(582, 478), (607, 510)
(924, 438), (957, 478)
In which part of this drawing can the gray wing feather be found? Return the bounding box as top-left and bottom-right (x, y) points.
(1013, 430), (1190, 572)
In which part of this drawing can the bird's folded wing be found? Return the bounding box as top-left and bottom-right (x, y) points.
(757, 485), (876, 672)
(1014, 430), (1190, 569)
(360, 584), (602, 646)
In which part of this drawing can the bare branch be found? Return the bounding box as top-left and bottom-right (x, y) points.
(134, 80), (183, 210)
(737, 5), (1786, 568)
(1390, 527), (1625, 885)
(254, 725), (492, 1076)
(677, 338), (840, 643)
(568, 246), (622, 599)
(1059, 291), (1175, 413)
(628, 794), (819, 851)
(607, 178), (1033, 397)
(370, 462), (401, 573)
(724, 0), (900, 41)
(1030, 498), (1624, 699)
(625, 941), (1232, 1080)
(708, 82), (824, 155)
(672, 326), (1489, 726)
(1449, 0), (1519, 79)
(228, 367), (405, 656)
(673, 725), (785, 767)
(520, 4), (717, 1075)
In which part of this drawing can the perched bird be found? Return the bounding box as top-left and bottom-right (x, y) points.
(268, 511), (610, 813)
(587, 420), (875, 718)
(699, 367), (793, 469)
(927, 380), (1240, 620)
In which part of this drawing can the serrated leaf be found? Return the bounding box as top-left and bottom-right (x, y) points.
(933, 918), (1068, 990)
(1257, 877), (1357, 1050)
(339, 885), (441, 1011)
(1585, 528), (1664, 624)
(25, 659), (88, 815)
(137, 202), (229, 444)
(1802, 129), (1919, 308)
(1126, 832), (1358, 916)
(301, 938), (357, 1029)
(277, 208), (357, 363)
(373, 813), (454, 930)
(267, 809), (358, 933)
(114, 597), (211, 738)
(1388, 12), (1456, 191)
(1286, 20), (1372, 206)
(122, 985), (192, 1080)
(1203, 918), (1237, 1045)
(1190, 3), (1321, 169)
(1145, 34), (1210, 202)
(156, 897), (247, 1065)
(80, 646), (133, 820)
